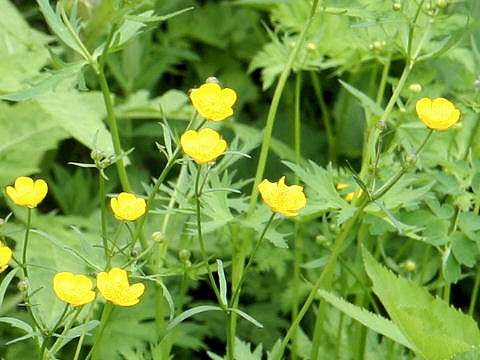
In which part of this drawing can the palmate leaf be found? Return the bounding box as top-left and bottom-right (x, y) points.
(363, 248), (480, 360)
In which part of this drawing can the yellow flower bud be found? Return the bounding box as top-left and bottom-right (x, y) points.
(405, 260), (416, 272)
(258, 176), (306, 217)
(6, 176), (48, 208)
(189, 82), (237, 122)
(53, 272), (95, 306)
(97, 268), (145, 307)
(110, 192), (146, 221)
(180, 128), (227, 164)
(415, 97), (460, 131)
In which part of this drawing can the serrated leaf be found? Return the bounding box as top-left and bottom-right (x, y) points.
(339, 79), (384, 117)
(363, 248), (480, 360)
(443, 248), (462, 284)
(451, 232), (477, 268)
(318, 289), (413, 350)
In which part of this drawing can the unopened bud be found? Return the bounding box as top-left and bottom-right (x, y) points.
(424, 2), (431, 10)
(435, 0), (447, 8)
(408, 83), (422, 93)
(205, 76), (219, 84)
(393, 2), (402, 11)
(179, 249), (191, 262)
(376, 121), (387, 131)
(405, 260), (416, 272)
(18, 279), (29, 292)
(405, 153), (418, 165)
(90, 149), (105, 162)
(306, 42), (317, 51)
(130, 250), (138, 258)
(152, 231), (165, 243)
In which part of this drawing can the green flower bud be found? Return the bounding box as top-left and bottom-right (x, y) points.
(152, 231), (165, 243)
(405, 153), (418, 165)
(307, 42), (318, 51)
(408, 83), (422, 93)
(393, 3), (402, 11)
(179, 249), (191, 262)
(130, 250), (138, 258)
(90, 149), (106, 162)
(205, 76), (219, 84)
(405, 260), (416, 272)
(18, 279), (29, 292)
(436, 0), (447, 8)
(376, 121), (387, 131)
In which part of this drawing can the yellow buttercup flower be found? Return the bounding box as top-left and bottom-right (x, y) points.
(0, 242), (12, 273)
(415, 97), (460, 131)
(110, 192), (146, 221)
(97, 268), (145, 307)
(180, 128), (227, 164)
(53, 272), (95, 307)
(258, 176), (306, 217)
(189, 82), (237, 121)
(6, 176), (48, 208)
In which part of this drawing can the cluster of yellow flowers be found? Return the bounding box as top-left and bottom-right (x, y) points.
(54, 268), (145, 307)
(4, 177), (147, 306)
(185, 79), (307, 217)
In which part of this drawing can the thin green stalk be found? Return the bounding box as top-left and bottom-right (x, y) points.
(248, 1), (322, 213)
(48, 306), (82, 356)
(230, 213), (276, 307)
(291, 72), (302, 360)
(373, 129), (434, 201)
(86, 302), (114, 360)
(22, 208), (32, 278)
(134, 115), (199, 249)
(96, 24), (131, 193)
(73, 302), (96, 360)
(272, 204), (366, 360)
(469, 265), (480, 315)
(310, 72), (335, 163)
(444, 282), (451, 303)
(419, 245), (431, 285)
(99, 174), (110, 270)
(376, 56), (391, 105)
(194, 165), (221, 303)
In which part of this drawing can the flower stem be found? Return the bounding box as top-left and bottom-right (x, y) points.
(272, 203), (366, 360)
(194, 165), (221, 303)
(86, 302), (114, 360)
(73, 302), (96, 360)
(99, 174), (110, 270)
(22, 208), (32, 278)
(230, 213), (276, 307)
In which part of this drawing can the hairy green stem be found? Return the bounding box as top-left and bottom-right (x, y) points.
(73, 302), (96, 360)
(99, 174), (110, 270)
(22, 208), (32, 278)
(87, 302), (114, 360)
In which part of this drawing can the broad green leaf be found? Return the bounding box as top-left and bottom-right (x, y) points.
(0, 101), (68, 187)
(36, 90), (114, 153)
(363, 248), (480, 360)
(451, 232), (477, 267)
(450, 347), (480, 360)
(443, 248), (462, 284)
(318, 289), (414, 350)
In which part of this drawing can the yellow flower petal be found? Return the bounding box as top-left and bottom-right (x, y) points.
(258, 177), (307, 217)
(180, 128), (227, 164)
(96, 268), (144, 307)
(5, 176), (48, 208)
(189, 81), (237, 121)
(53, 272), (95, 307)
(415, 97), (460, 131)
(110, 192), (146, 221)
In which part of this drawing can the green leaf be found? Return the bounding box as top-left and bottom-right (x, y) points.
(450, 346), (480, 360)
(217, 259), (228, 307)
(0, 61), (86, 101)
(363, 248), (480, 360)
(36, 0), (84, 56)
(451, 232), (477, 267)
(228, 308), (264, 328)
(164, 305), (223, 335)
(36, 90), (114, 153)
(443, 247), (462, 284)
(0, 316), (34, 334)
(0, 268), (19, 310)
(338, 80), (384, 117)
(318, 289), (414, 350)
